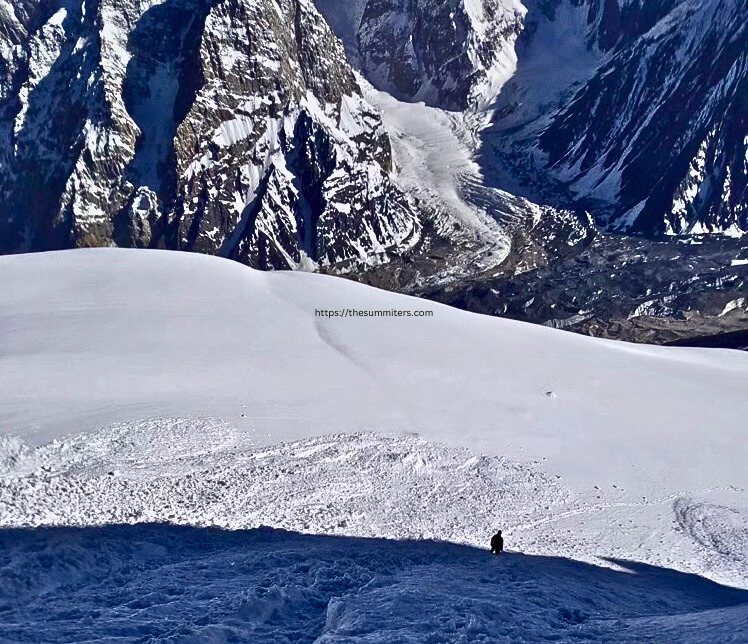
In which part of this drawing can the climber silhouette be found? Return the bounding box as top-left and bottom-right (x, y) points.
(490, 529), (504, 555)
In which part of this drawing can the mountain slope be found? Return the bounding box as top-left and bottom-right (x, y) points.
(325, 0), (747, 236)
(485, 0), (748, 235)
(1, 0), (746, 346)
(357, 0), (525, 109)
(1, 249), (747, 623)
(307, 0), (748, 344)
(0, 0), (420, 268)
(2, 249), (747, 496)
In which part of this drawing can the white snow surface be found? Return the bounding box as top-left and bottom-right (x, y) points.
(2, 249), (746, 495)
(363, 82), (499, 232)
(1, 249), (748, 640)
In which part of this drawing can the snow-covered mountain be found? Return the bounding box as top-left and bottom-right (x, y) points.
(487, 0), (748, 236)
(0, 0), (420, 268)
(3, 0), (744, 253)
(338, 0), (747, 236)
(0, 0), (746, 344)
(1, 249), (747, 639)
(357, 0), (525, 109)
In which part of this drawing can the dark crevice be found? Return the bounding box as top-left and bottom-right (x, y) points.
(117, 0), (216, 247)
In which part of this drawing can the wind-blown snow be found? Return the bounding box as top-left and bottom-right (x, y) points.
(1, 249), (747, 638)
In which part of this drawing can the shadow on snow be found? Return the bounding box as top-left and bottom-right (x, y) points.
(1, 524), (746, 642)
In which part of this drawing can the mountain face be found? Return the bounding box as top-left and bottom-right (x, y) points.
(0, 0), (746, 343)
(348, 0), (747, 237)
(323, 0), (747, 343)
(485, 0), (747, 237)
(358, 0), (525, 109)
(0, 0), (419, 268)
(1, 0), (744, 258)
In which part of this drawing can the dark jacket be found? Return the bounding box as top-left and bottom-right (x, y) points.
(491, 532), (504, 553)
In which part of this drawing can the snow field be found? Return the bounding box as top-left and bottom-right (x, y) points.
(3, 249), (746, 498)
(1, 249), (748, 640)
(1, 418), (747, 590)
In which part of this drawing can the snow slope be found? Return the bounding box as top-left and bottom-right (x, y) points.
(1, 249), (748, 639)
(2, 249), (746, 493)
(2, 525), (747, 642)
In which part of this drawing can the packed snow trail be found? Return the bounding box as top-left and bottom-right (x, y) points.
(1, 524), (747, 643)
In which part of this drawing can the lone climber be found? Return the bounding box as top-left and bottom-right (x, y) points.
(490, 529), (504, 555)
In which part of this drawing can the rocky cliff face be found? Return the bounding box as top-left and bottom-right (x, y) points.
(0, 0), (420, 268)
(3, 0), (744, 265)
(358, 0), (525, 110)
(486, 0), (747, 237)
(347, 0), (746, 237)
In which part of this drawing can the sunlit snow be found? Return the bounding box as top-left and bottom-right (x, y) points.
(1, 249), (747, 640)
